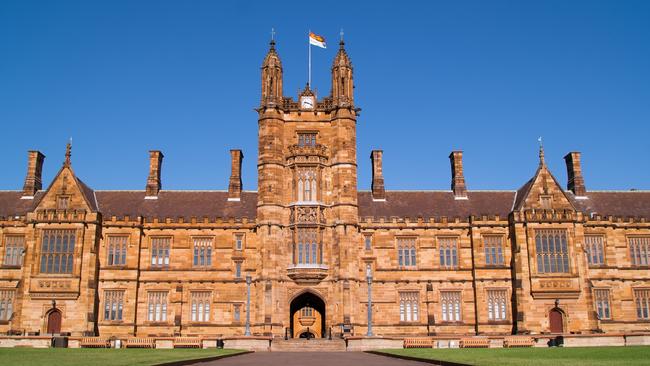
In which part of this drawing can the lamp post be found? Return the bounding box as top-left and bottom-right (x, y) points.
(245, 275), (252, 336)
(366, 264), (373, 337)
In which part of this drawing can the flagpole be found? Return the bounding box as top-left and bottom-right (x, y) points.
(308, 30), (311, 87)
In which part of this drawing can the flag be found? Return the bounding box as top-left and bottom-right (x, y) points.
(309, 32), (326, 48)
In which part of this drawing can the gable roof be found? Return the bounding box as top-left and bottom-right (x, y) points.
(512, 163), (575, 212)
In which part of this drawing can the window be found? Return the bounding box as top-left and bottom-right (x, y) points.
(295, 228), (319, 265)
(364, 235), (372, 251)
(56, 196), (69, 210)
(634, 289), (650, 320)
(441, 291), (461, 322)
(585, 235), (605, 266)
(535, 229), (569, 273)
(594, 289), (611, 320)
(235, 261), (242, 278)
(484, 236), (504, 266)
(487, 289), (507, 321)
(233, 304), (241, 322)
(147, 291), (168, 322)
(193, 237), (212, 267)
(103, 290), (124, 321)
(3, 236), (24, 267)
(191, 292), (211, 322)
(151, 237), (170, 268)
(397, 237), (416, 268)
(0, 290), (14, 321)
(439, 237), (458, 269)
(629, 237), (650, 267)
(40, 229), (75, 274)
(297, 169), (318, 202)
(301, 306), (314, 317)
(107, 236), (127, 266)
(298, 133), (317, 147)
(399, 292), (419, 322)
(235, 234), (244, 251)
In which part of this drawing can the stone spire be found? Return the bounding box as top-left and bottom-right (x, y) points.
(538, 137), (545, 166)
(64, 139), (72, 167)
(331, 38), (353, 107)
(261, 35), (283, 107)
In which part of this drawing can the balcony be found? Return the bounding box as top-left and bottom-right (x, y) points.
(287, 144), (329, 165)
(290, 205), (325, 225)
(287, 264), (328, 284)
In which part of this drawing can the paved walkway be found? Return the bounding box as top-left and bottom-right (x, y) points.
(195, 351), (432, 366)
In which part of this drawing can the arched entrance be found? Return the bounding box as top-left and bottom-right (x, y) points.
(46, 309), (62, 334)
(549, 308), (564, 334)
(290, 291), (325, 338)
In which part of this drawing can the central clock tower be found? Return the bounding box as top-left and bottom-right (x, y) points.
(256, 38), (360, 336)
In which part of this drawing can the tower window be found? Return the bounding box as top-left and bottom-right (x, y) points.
(297, 169), (318, 202)
(298, 133), (317, 147)
(295, 228), (320, 265)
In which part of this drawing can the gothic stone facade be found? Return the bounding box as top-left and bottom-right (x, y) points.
(1, 40), (650, 339)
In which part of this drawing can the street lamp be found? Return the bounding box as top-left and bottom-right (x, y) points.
(366, 264), (373, 337)
(245, 275), (252, 336)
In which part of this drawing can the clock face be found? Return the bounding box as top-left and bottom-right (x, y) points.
(300, 96), (315, 109)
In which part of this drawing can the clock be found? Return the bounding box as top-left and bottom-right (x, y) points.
(300, 96), (315, 110)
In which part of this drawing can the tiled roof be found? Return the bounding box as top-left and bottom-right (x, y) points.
(94, 191), (258, 220)
(568, 191), (650, 219)
(0, 191), (43, 218)
(2, 189), (650, 221)
(357, 191), (516, 219)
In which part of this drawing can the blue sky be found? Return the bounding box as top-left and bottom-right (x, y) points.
(1, 0), (648, 191)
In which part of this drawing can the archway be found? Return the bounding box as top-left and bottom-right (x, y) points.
(47, 309), (62, 334)
(290, 291), (326, 338)
(549, 308), (564, 334)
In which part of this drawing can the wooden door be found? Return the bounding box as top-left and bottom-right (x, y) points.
(47, 310), (62, 334)
(549, 309), (563, 333)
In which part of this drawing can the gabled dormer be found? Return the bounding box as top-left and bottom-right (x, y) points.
(513, 145), (575, 213)
(32, 142), (97, 218)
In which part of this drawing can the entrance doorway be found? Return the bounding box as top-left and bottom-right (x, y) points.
(47, 309), (62, 334)
(549, 308), (564, 333)
(290, 291), (325, 338)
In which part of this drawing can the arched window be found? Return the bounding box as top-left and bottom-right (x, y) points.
(297, 169), (317, 202)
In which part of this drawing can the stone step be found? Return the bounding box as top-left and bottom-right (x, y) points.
(271, 339), (347, 352)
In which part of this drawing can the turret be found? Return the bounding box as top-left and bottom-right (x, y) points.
(261, 40), (283, 107)
(331, 40), (353, 107)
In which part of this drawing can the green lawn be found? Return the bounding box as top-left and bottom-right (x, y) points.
(376, 346), (650, 366)
(0, 348), (245, 366)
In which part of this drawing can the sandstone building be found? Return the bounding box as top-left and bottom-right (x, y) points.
(1, 40), (649, 340)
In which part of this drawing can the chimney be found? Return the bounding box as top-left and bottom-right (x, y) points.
(145, 150), (163, 198)
(564, 152), (586, 197)
(370, 150), (385, 201)
(22, 150), (45, 198)
(449, 151), (468, 199)
(228, 149), (243, 201)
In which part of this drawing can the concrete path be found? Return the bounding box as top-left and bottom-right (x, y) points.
(194, 351), (432, 366)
